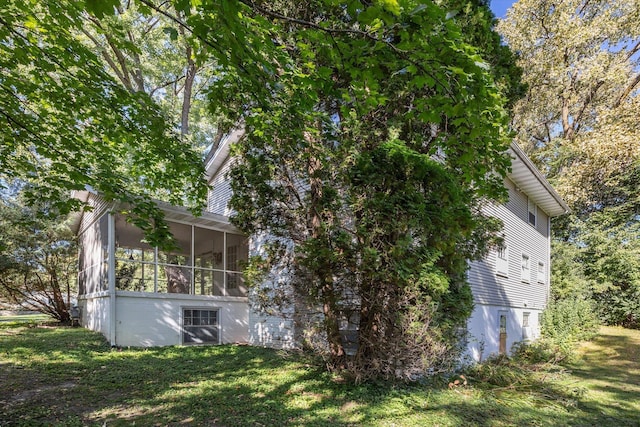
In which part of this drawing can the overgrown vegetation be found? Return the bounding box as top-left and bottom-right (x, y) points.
(0, 192), (77, 322)
(541, 297), (599, 344)
(211, 0), (515, 380)
(499, 0), (640, 330)
(1, 321), (639, 426)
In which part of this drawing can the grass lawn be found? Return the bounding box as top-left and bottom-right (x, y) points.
(1, 322), (639, 426)
(0, 314), (51, 323)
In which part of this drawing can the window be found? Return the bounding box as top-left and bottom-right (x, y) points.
(183, 308), (219, 344)
(537, 261), (546, 283)
(528, 198), (537, 227)
(523, 312), (530, 328)
(227, 245), (238, 284)
(113, 213), (248, 297)
(496, 245), (509, 277)
(521, 254), (530, 283)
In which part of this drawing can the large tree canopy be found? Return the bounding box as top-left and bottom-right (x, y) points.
(78, 0), (221, 151)
(498, 0), (640, 216)
(0, 0), (208, 247)
(498, 0), (640, 326)
(161, 0), (516, 378)
(2, 0), (520, 378)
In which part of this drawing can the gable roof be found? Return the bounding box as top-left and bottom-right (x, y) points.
(508, 142), (569, 217)
(204, 127), (244, 182)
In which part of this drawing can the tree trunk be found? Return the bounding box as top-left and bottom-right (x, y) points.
(180, 27), (196, 137)
(322, 280), (346, 364)
(307, 151), (345, 365)
(49, 270), (70, 322)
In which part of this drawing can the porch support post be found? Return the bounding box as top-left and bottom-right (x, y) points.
(108, 212), (117, 346)
(191, 225), (195, 294)
(223, 232), (227, 296)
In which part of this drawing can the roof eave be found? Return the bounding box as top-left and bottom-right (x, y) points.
(204, 127), (245, 182)
(508, 142), (570, 217)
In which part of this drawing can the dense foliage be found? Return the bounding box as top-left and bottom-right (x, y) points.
(0, 0), (208, 247)
(0, 190), (77, 321)
(164, 0), (517, 379)
(499, 0), (640, 327)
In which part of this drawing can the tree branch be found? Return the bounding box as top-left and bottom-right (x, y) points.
(573, 79), (604, 133)
(85, 15), (135, 91)
(238, 1), (453, 98)
(613, 73), (640, 108)
(149, 75), (184, 98)
(124, 28), (146, 92)
(80, 27), (129, 87)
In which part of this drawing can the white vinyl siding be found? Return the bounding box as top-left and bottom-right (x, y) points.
(207, 158), (235, 216)
(467, 177), (551, 311)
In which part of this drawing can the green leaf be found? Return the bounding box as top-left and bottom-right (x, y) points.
(163, 26), (179, 41)
(84, 0), (118, 19)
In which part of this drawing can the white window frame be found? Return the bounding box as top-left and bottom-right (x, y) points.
(528, 198), (537, 227)
(496, 245), (509, 277)
(523, 312), (530, 328)
(521, 253), (530, 283)
(537, 261), (546, 284)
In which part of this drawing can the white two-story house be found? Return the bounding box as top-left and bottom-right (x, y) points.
(73, 133), (567, 361)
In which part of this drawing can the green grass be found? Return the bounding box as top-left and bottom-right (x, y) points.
(1, 323), (639, 426)
(0, 313), (52, 323)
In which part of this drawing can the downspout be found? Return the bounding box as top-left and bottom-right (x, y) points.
(108, 212), (117, 346)
(546, 216), (552, 305)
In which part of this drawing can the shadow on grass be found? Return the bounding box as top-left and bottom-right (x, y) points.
(560, 328), (640, 426)
(2, 324), (640, 426)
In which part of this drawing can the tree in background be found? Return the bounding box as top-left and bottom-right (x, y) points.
(79, 1), (221, 152)
(498, 0), (640, 327)
(0, 190), (77, 322)
(0, 0), (208, 248)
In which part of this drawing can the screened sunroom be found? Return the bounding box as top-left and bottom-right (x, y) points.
(109, 214), (248, 297)
(74, 192), (250, 347)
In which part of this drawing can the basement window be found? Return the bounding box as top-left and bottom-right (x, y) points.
(183, 308), (219, 345)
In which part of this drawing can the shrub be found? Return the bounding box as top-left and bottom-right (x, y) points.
(511, 338), (576, 364)
(595, 286), (640, 329)
(541, 296), (599, 344)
